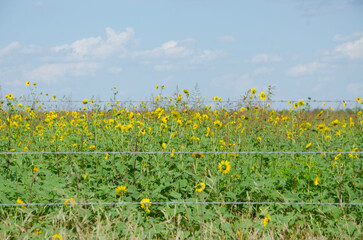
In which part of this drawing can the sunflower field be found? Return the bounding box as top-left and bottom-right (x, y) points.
(0, 83), (362, 239)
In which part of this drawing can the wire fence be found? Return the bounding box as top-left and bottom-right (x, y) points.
(1, 99), (361, 209)
(1, 201), (362, 208)
(3, 97), (361, 112)
(0, 151), (361, 155)
(6, 99), (360, 103)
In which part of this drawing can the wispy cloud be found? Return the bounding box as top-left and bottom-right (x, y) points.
(28, 62), (99, 82)
(0, 42), (20, 56)
(135, 40), (193, 59)
(0, 27), (225, 85)
(135, 40), (224, 71)
(191, 50), (224, 64)
(52, 27), (135, 60)
(286, 61), (325, 77)
(333, 32), (363, 42)
(334, 37), (363, 59)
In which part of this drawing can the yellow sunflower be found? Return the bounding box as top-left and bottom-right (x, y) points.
(218, 160), (231, 174)
(115, 185), (127, 196)
(140, 198), (151, 213)
(259, 92), (267, 100)
(196, 182), (206, 192)
(214, 120), (223, 128)
(192, 153), (205, 159)
(298, 99), (305, 106)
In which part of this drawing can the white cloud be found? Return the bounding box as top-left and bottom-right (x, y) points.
(0, 43), (43, 60)
(28, 62), (98, 82)
(52, 27), (135, 60)
(191, 50), (224, 64)
(333, 32), (363, 42)
(52, 44), (69, 52)
(346, 82), (363, 95)
(1, 28), (222, 83)
(135, 39), (223, 71)
(286, 61), (325, 77)
(251, 54), (281, 63)
(334, 37), (363, 59)
(70, 37), (102, 58)
(20, 45), (43, 54)
(217, 36), (236, 42)
(135, 40), (193, 59)
(0, 42), (20, 56)
(96, 27), (134, 57)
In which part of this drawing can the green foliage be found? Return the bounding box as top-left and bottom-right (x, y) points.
(0, 87), (362, 239)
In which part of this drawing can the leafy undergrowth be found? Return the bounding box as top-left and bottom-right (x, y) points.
(0, 84), (362, 239)
(1, 204), (361, 239)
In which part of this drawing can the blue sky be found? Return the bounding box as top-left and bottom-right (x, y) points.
(0, 0), (362, 103)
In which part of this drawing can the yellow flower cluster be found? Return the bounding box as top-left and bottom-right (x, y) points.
(263, 214), (271, 227)
(115, 185), (127, 196)
(196, 182), (206, 192)
(140, 198), (151, 213)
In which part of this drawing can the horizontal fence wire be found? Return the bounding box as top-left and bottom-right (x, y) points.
(0, 151), (361, 155)
(1, 201), (362, 208)
(7, 99), (360, 103)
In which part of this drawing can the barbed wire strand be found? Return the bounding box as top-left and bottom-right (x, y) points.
(0, 151), (361, 155)
(1, 201), (362, 208)
(6, 99), (360, 103)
